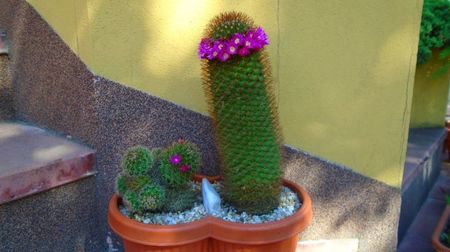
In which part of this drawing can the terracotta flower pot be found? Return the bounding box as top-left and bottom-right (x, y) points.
(432, 206), (450, 252)
(108, 176), (313, 252)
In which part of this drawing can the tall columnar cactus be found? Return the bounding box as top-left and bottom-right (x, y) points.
(199, 12), (282, 214)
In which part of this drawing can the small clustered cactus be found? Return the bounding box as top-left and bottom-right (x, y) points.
(115, 140), (201, 214)
(199, 12), (283, 214)
(160, 139), (201, 188)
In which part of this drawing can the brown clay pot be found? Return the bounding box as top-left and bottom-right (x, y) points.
(108, 176), (313, 252)
(432, 206), (450, 252)
(445, 121), (450, 161)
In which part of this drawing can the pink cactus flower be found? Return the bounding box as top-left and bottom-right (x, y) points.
(198, 27), (269, 61)
(238, 47), (250, 57)
(208, 40), (223, 60)
(253, 27), (269, 46)
(170, 154), (182, 166)
(226, 41), (238, 55)
(216, 40), (227, 51)
(231, 33), (244, 47)
(251, 27), (269, 50)
(242, 37), (255, 49)
(198, 38), (214, 59)
(218, 51), (231, 62)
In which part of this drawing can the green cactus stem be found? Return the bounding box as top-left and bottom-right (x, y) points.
(122, 182), (166, 214)
(163, 188), (198, 213)
(122, 145), (153, 176)
(200, 12), (283, 214)
(159, 140), (201, 188)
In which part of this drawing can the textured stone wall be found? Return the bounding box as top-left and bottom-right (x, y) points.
(0, 177), (102, 252)
(0, 1), (401, 251)
(283, 148), (401, 251)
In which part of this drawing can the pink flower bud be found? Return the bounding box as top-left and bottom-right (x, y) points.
(179, 165), (190, 173)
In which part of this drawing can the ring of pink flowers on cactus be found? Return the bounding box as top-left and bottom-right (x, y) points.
(198, 27), (269, 62)
(169, 154), (182, 166)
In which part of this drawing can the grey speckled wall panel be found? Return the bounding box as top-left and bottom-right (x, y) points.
(0, 1), (401, 251)
(283, 147), (400, 252)
(0, 177), (102, 252)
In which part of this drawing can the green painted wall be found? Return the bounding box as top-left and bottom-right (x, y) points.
(26, 0), (423, 188)
(410, 51), (450, 128)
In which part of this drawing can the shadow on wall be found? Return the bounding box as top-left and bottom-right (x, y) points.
(73, 0), (277, 113)
(283, 148), (400, 252)
(74, 0), (420, 189)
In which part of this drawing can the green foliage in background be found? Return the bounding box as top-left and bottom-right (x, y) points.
(417, 0), (450, 77)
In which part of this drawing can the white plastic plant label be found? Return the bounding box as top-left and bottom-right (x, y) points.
(0, 30), (8, 55)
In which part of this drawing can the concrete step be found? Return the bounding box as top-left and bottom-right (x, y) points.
(0, 122), (102, 251)
(0, 122), (95, 204)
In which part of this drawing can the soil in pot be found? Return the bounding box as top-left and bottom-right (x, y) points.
(118, 179), (302, 225)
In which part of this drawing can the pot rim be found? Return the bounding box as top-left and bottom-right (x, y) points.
(432, 206), (450, 252)
(108, 176), (313, 246)
(206, 177), (313, 244)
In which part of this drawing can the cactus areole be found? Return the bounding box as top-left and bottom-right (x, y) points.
(199, 12), (283, 214)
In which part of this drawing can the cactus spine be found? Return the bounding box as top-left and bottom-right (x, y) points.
(200, 12), (282, 214)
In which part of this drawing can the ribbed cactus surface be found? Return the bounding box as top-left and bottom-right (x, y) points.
(200, 12), (282, 214)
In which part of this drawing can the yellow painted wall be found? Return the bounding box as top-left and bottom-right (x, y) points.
(27, 0), (279, 113)
(27, 0), (423, 188)
(278, 0), (421, 188)
(410, 51), (450, 128)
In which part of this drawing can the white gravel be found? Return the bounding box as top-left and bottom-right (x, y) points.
(120, 182), (301, 225)
(211, 185), (301, 224)
(121, 203), (207, 225)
